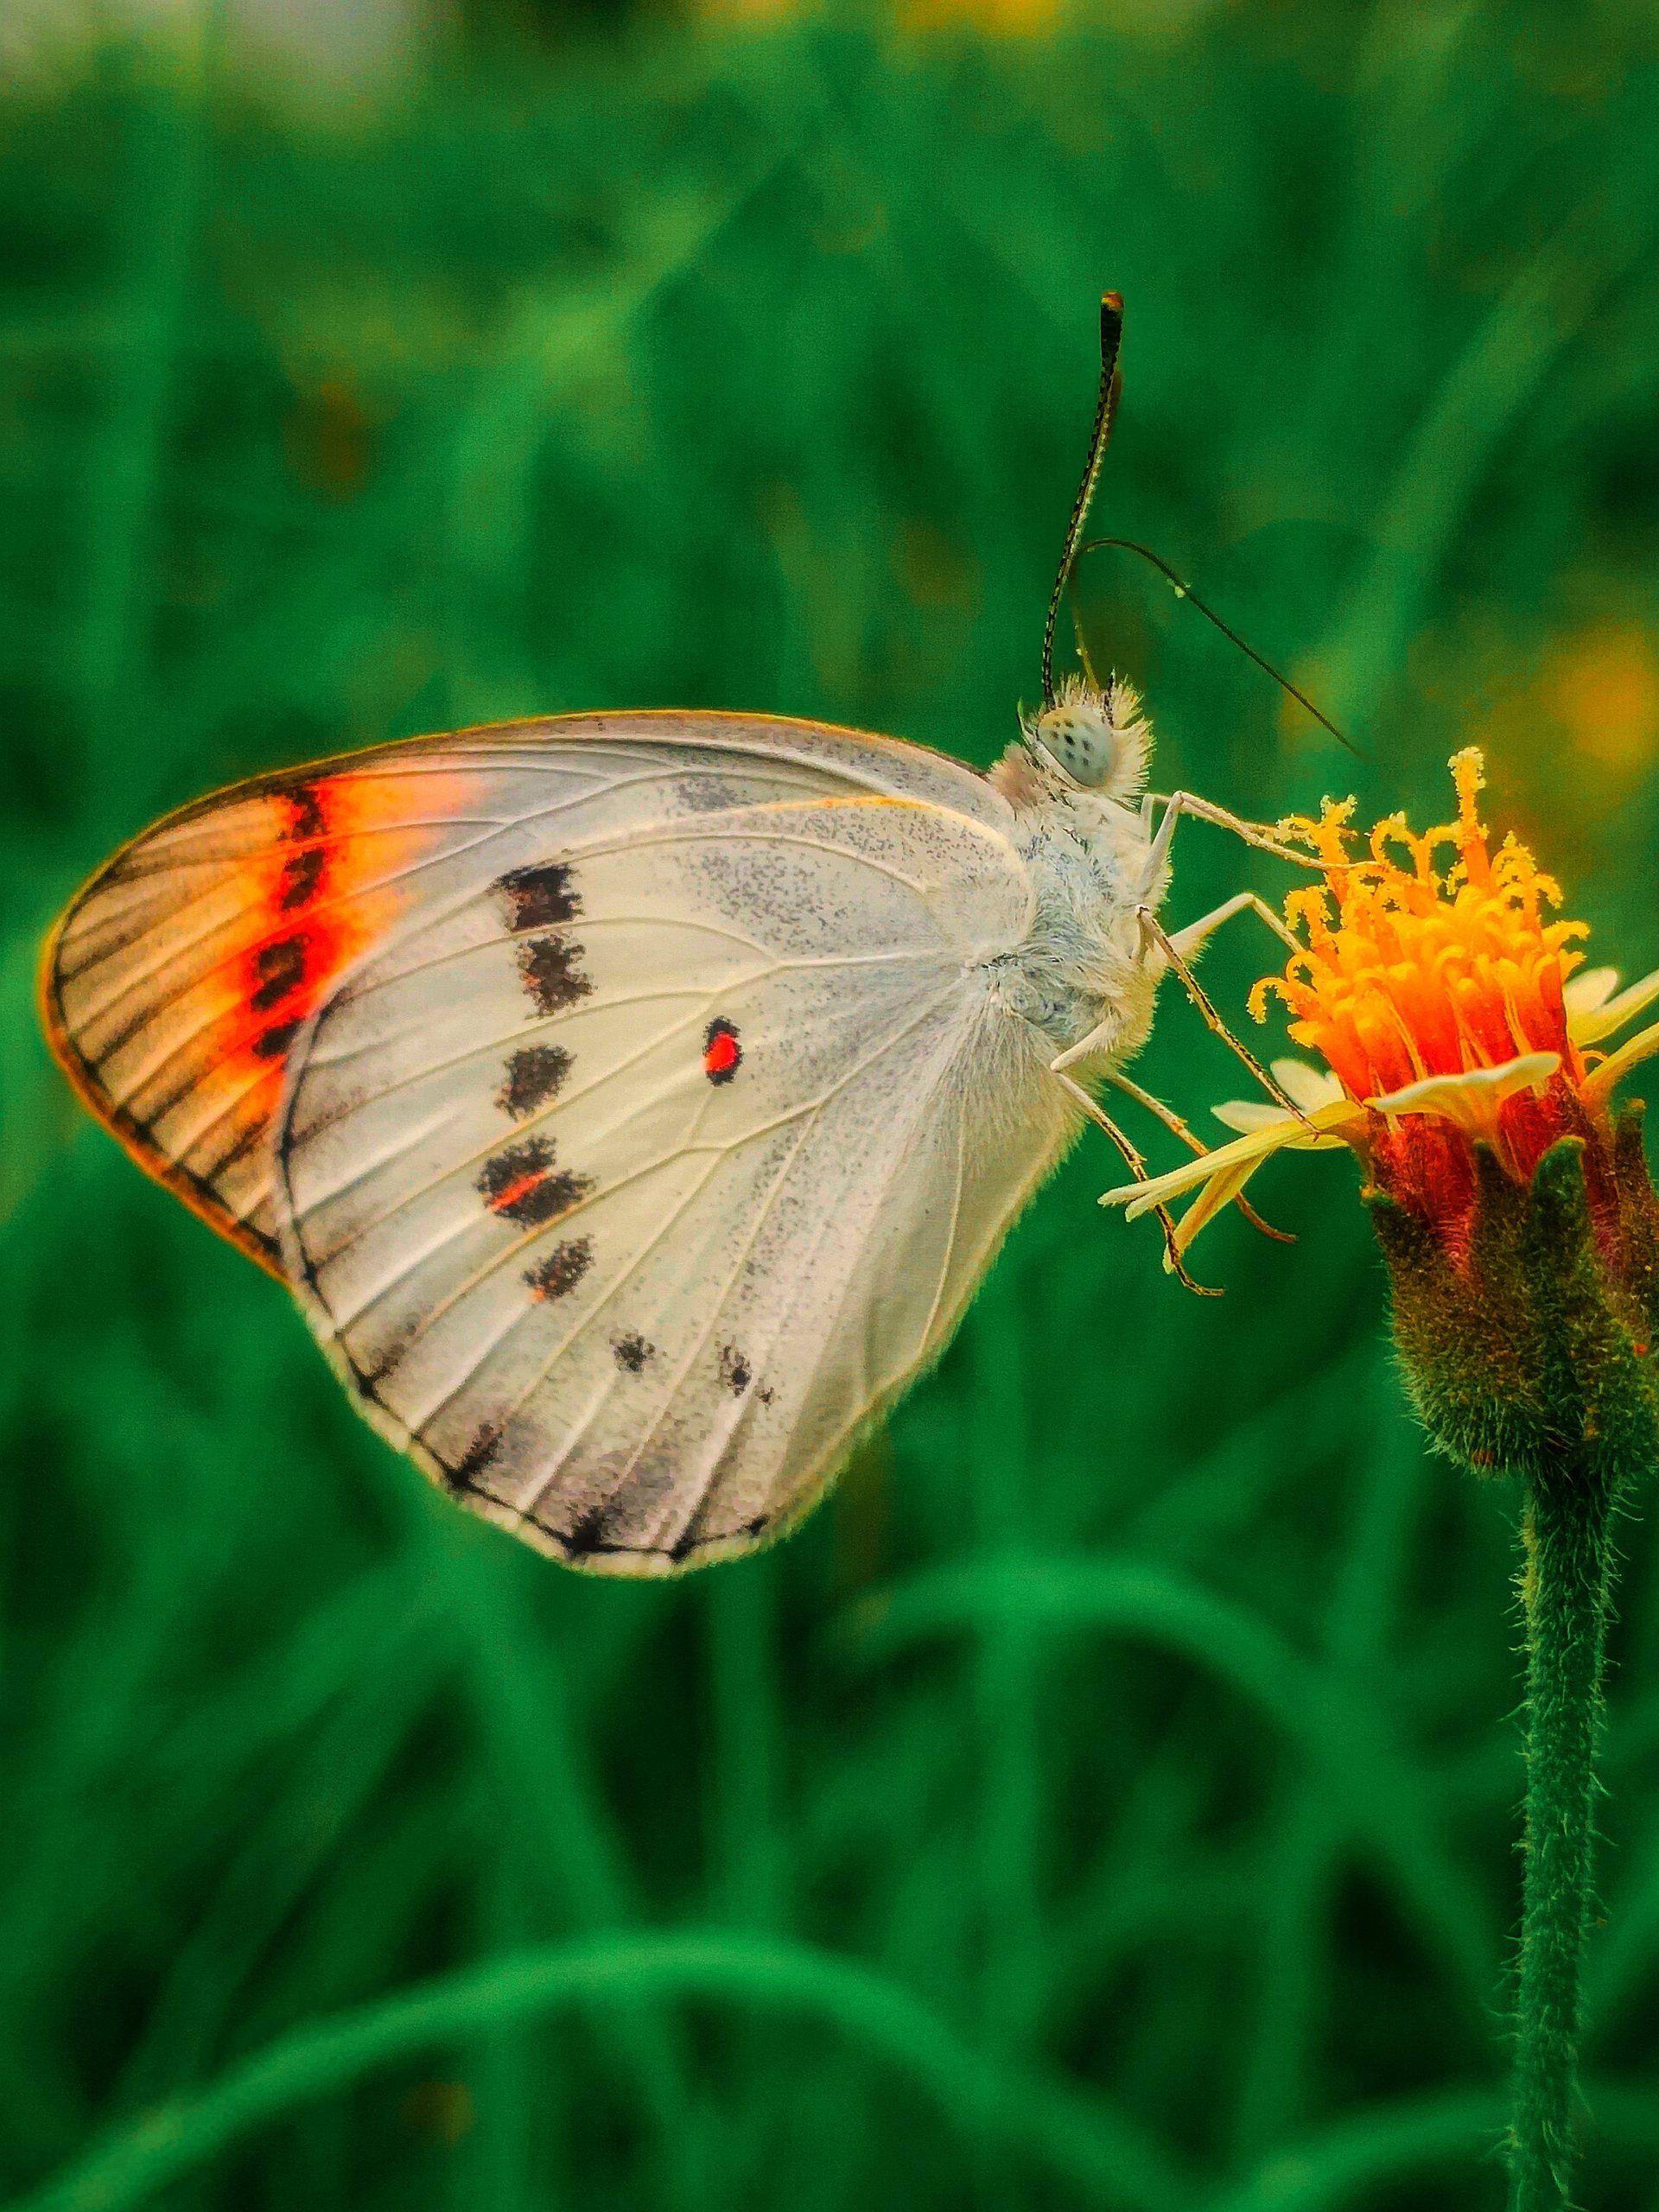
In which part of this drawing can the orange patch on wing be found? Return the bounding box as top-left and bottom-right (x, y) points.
(200, 770), (476, 1106)
(43, 753), (493, 1272)
(52, 766), (480, 1269)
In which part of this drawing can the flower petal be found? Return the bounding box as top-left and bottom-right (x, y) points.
(1166, 1159), (1262, 1262)
(1100, 1100), (1360, 1219)
(1365, 1052), (1559, 1137)
(1582, 1016), (1659, 1105)
(1270, 1058), (1348, 1113)
(1563, 965), (1620, 1018)
(1213, 1061), (1347, 1133)
(1567, 966), (1659, 1046)
(1213, 1100), (1295, 1134)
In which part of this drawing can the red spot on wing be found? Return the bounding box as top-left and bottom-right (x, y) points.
(477, 1138), (593, 1228)
(490, 1167), (545, 1215)
(703, 1018), (741, 1084)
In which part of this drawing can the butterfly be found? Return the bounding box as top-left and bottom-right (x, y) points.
(39, 298), (1309, 1575)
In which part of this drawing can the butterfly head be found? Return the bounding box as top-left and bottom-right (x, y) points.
(1024, 674), (1150, 804)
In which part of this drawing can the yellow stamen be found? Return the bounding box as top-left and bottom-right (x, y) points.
(1251, 748), (1588, 1109)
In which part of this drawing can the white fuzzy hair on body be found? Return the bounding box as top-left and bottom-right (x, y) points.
(984, 673), (1169, 1074)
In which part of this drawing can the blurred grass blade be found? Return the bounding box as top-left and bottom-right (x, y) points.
(5, 1931), (1195, 2212)
(847, 1555), (1494, 2012)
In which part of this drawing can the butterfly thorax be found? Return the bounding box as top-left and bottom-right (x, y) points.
(988, 769), (1168, 1069)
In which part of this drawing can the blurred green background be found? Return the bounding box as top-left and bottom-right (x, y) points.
(4, 2), (1659, 2206)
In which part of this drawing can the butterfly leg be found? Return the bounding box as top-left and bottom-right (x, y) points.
(1135, 906), (1317, 1130)
(1051, 1069), (1220, 1296)
(1045, 898), (1285, 1069)
(1049, 1018), (1119, 1074)
(1101, 1065), (1294, 1245)
(1166, 888), (1300, 961)
(1138, 789), (1328, 894)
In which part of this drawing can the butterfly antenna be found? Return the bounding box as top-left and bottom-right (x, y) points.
(1041, 292), (1126, 709)
(1075, 534), (1362, 757)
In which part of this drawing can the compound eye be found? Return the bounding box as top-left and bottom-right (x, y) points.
(1033, 702), (1118, 788)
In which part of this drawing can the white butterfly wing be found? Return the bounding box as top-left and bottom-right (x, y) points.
(271, 747), (1075, 1573)
(41, 712), (1015, 1274)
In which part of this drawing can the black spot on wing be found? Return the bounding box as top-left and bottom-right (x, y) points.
(287, 787), (326, 840)
(361, 1321), (419, 1389)
(477, 1136), (594, 1229)
(524, 1236), (593, 1300)
(278, 786), (328, 912)
(498, 1043), (572, 1120)
(251, 933), (308, 1014)
(612, 1332), (654, 1373)
(518, 934), (593, 1017)
(447, 1424), (502, 1495)
(480, 1134), (548, 1195)
(719, 1344), (752, 1396)
(545, 1484), (773, 1567)
(252, 1017), (302, 1060)
(514, 1167), (592, 1227)
(501, 861), (582, 931)
(561, 1505), (608, 1560)
(537, 1450), (689, 1564)
(278, 846), (326, 913)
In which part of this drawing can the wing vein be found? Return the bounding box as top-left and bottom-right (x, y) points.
(345, 989), (960, 1450)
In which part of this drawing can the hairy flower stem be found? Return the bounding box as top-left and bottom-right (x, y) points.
(1507, 1453), (1623, 2212)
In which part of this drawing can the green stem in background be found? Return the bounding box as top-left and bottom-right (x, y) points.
(1507, 1457), (1624, 2212)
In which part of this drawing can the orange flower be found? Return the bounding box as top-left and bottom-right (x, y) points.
(1100, 755), (1659, 2212)
(1102, 749), (1659, 1271)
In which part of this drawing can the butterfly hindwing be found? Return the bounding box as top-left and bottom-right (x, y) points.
(272, 760), (1074, 1573)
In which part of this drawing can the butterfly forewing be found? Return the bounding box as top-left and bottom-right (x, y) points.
(41, 714), (1012, 1272)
